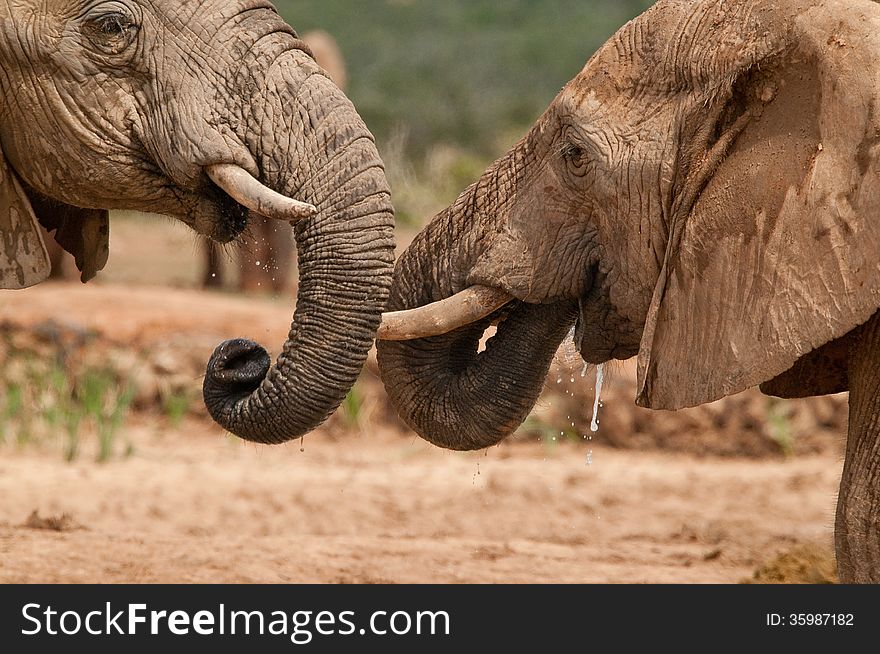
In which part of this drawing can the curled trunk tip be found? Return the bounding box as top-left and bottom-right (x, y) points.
(378, 300), (578, 450)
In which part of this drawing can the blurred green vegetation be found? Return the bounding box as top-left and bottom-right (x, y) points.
(276, 0), (653, 225)
(279, 0), (654, 160)
(0, 355), (135, 462)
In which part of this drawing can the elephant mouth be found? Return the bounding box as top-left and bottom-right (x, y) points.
(203, 183), (250, 243)
(184, 163), (317, 244)
(574, 285), (641, 364)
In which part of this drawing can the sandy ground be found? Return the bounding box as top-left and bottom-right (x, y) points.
(0, 427), (840, 583)
(0, 281), (843, 583)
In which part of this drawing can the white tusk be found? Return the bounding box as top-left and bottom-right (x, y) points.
(378, 285), (513, 341)
(206, 163), (317, 223)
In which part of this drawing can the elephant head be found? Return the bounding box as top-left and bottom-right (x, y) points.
(0, 1), (395, 443)
(377, 0), (880, 450)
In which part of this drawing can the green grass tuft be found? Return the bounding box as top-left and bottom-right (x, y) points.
(1, 355), (136, 463)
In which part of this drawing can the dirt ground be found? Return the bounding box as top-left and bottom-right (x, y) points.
(0, 424), (840, 584)
(0, 277), (844, 583)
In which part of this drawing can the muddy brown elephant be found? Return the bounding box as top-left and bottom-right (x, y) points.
(0, 0), (395, 444)
(377, 0), (880, 582)
(202, 30), (350, 293)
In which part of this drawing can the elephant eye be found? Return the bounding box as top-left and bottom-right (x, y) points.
(83, 11), (139, 56)
(562, 142), (590, 176)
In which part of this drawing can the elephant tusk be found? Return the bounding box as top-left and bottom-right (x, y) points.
(206, 164), (317, 222)
(378, 285), (513, 341)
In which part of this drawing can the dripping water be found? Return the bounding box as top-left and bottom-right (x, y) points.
(590, 363), (605, 433)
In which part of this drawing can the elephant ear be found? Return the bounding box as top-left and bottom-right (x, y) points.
(0, 151), (50, 289)
(637, 5), (880, 410)
(28, 191), (110, 283)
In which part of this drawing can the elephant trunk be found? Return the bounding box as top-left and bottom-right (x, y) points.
(377, 186), (577, 451)
(203, 52), (395, 443)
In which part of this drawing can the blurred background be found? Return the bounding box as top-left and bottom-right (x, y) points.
(285, 0), (656, 226)
(0, 1), (843, 583)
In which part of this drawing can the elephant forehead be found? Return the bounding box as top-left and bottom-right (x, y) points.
(566, 1), (684, 94)
(571, 0), (791, 97)
(152, 0), (273, 25)
(557, 2), (714, 119)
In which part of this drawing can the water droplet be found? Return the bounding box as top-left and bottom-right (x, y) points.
(255, 261), (262, 266)
(590, 363), (605, 433)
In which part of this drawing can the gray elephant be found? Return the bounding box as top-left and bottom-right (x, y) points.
(377, 0), (880, 582)
(0, 1), (395, 443)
